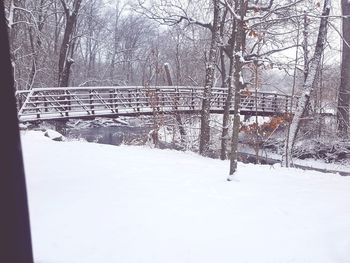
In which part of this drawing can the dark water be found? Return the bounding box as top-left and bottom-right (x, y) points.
(54, 123), (350, 176)
(63, 126), (151, 146)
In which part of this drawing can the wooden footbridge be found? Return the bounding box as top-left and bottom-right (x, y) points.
(16, 86), (296, 122)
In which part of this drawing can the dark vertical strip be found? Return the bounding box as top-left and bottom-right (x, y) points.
(0, 2), (34, 263)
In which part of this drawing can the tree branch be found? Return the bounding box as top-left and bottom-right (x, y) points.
(247, 0), (274, 11)
(59, 0), (69, 17)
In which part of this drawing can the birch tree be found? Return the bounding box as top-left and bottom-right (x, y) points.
(199, 0), (222, 156)
(227, 0), (246, 179)
(283, 0), (331, 167)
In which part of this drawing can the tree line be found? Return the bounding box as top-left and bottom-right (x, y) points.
(5, 0), (350, 176)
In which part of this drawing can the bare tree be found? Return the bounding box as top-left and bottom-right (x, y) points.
(222, 0), (303, 177)
(220, 11), (235, 160)
(227, 0), (247, 179)
(199, 0), (222, 156)
(58, 0), (83, 87)
(337, 0), (350, 137)
(283, 0), (331, 167)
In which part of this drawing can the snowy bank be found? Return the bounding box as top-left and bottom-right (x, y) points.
(21, 131), (350, 263)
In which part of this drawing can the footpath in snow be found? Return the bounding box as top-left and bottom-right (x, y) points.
(21, 131), (350, 263)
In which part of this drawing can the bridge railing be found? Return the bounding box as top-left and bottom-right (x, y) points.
(15, 86), (297, 122)
(15, 90), (31, 110)
(209, 88), (297, 113)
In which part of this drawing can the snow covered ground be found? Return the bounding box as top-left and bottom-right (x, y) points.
(21, 131), (350, 263)
(240, 144), (350, 174)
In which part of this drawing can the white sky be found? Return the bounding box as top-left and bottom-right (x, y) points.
(101, 0), (344, 64)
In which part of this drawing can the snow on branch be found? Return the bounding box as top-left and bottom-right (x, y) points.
(246, 0), (304, 22)
(245, 44), (300, 61)
(220, 0), (241, 21)
(247, 0), (274, 11)
(59, 0), (70, 17)
(134, 0), (212, 30)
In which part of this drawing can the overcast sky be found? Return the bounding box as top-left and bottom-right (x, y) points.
(101, 0), (343, 64)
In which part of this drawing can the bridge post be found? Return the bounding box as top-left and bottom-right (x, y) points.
(109, 89), (115, 113)
(262, 93), (266, 112)
(285, 96), (289, 113)
(175, 88), (179, 110)
(116, 89), (119, 113)
(64, 90), (69, 117)
(44, 96), (48, 112)
(136, 87), (140, 112)
(18, 95), (23, 110)
(216, 89), (221, 108)
(221, 89), (226, 109)
(89, 89), (95, 115)
(191, 88), (195, 110)
(272, 94), (277, 113)
(35, 93), (40, 119)
(128, 89), (132, 109)
(156, 87), (160, 111)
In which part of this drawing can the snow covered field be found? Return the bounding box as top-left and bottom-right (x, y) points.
(21, 131), (350, 263)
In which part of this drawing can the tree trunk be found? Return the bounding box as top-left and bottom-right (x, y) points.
(164, 63), (187, 143)
(220, 59), (234, 160)
(58, 0), (82, 87)
(26, 28), (37, 90)
(303, 11), (309, 81)
(58, 17), (75, 86)
(220, 17), (236, 160)
(282, 0), (331, 167)
(60, 58), (74, 87)
(199, 0), (221, 156)
(26, 0), (46, 90)
(337, 0), (350, 137)
(0, 1), (34, 261)
(228, 0), (246, 179)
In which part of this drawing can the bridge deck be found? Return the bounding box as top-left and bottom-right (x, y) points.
(16, 86), (296, 122)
